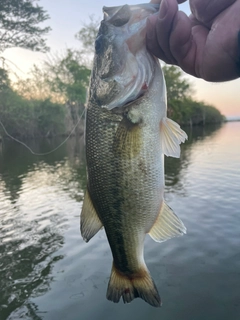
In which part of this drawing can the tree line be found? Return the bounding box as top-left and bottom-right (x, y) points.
(163, 65), (224, 126)
(0, 0), (224, 139)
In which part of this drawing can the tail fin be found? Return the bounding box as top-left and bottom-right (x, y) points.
(106, 263), (161, 307)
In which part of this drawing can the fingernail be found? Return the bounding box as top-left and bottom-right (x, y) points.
(159, 0), (168, 19)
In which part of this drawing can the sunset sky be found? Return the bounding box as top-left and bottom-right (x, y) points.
(3, 0), (240, 118)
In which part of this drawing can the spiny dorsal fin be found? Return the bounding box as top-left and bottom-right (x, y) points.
(148, 201), (186, 242)
(80, 189), (103, 242)
(161, 117), (187, 158)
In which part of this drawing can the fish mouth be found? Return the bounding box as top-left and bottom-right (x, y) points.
(102, 4), (159, 30)
(100, 3), (159, 111)
(103, 3), (159, 21)
(92, 3), (159, 111)
(103, 55), (155, 111)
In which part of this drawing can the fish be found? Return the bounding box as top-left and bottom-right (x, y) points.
(80, 3), (187, 307)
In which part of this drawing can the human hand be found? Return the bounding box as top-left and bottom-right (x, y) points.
(147, 0), (240, 82)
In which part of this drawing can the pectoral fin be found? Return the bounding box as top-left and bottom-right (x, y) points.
(80, 189), (103, 242)
(113, 117), (142, 158)
(161, 117), (187, 158)
(148, 201), (186, 242)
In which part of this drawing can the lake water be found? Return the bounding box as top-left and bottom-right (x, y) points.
(0, 122), (240, 320)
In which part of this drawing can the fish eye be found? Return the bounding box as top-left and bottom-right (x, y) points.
(95, 36), (103, 54)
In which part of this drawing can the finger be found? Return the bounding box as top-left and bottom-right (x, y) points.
(170, 11), (193, 71)
(201, 0), (240, 81)
(151, 0), (179, 63)
(189, 13), (206, 27)
(190, 0), (237, 25)
(170, 11), (209, 77)
(146, 15), (173, 63)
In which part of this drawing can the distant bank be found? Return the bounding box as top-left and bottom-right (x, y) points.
(225, 116), (240, 122)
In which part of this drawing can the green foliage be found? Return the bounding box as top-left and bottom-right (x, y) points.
(75, 15), (100, 54)
(163, 65), (224, 125)
(45, 49), (91, 104)
(0, 6), (96, 139)
(11, 47), (91, 139)
(0, 68), (66, 138)
(163, 65), (192, 102)
(0, 0), (51, 53)
(204, 103), (225, 124)
(168, 98), (224, 125)
(0, 66), (11, 91)
(32, 99), (66, 137)
(14, 48), (91, 135)
(14, 64), (58, 101)
(15, 48), (91, 106)
(0, 77), (35, 137)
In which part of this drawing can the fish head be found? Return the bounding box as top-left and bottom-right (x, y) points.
(89, 3), (159, 110)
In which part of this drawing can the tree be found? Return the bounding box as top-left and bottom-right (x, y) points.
(14, 64), (62, 102)
(0, 66), (10, 91)
(162, 65), (224, 125)
(75, 15), (99, 52)
(15, 49), (91, 104)
(14, 49), (91, 136)
(0, 0), (51, 53)
(43, 49), (91, 134)
(44, 49), (91, 104)
(75, 15), (100, 65)
(163, 65), (192, 103)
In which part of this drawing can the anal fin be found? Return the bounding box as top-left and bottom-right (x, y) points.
(80, 189), (103, 242)
(148, 201), (186, 242)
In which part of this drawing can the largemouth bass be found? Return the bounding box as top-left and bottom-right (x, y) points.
(80, 3), (187, 307)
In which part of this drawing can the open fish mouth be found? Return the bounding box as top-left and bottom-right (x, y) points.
(91, 3), (160, 111)
(103, 3), (159, 22)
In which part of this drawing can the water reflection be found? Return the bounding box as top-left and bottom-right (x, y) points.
(0, 136), (86, 203)
(0, 173), (65, 319)
(164, 123), (222, 195)
(0, 124), (227, 319)
(0, 136), (86, 320)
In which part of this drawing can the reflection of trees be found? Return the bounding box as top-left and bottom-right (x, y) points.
(0, 136), (87, 319)
(0, 216), (64, 320)
(16, 302), (44, 320)
(65, 136), (87, 201)
(0, 136), (86, 203)
(164, 124), (223, 195)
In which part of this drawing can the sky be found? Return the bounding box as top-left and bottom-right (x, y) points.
(2, 0), (240, 118)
